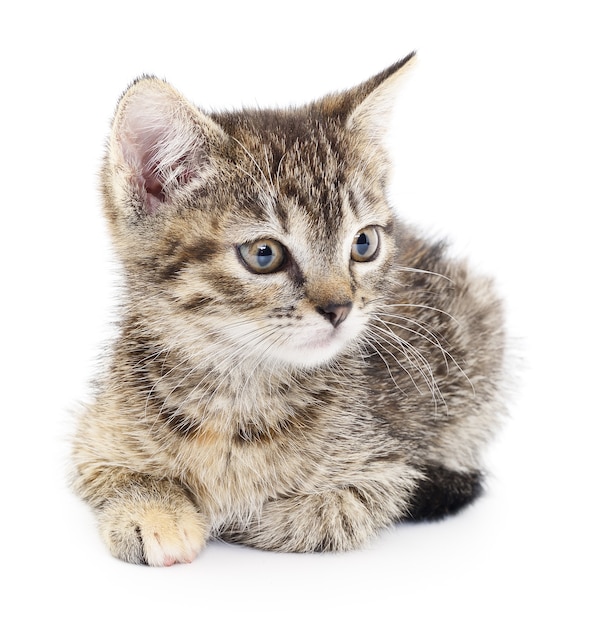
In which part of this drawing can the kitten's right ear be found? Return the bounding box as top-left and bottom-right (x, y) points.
(105, 76), (228, 219)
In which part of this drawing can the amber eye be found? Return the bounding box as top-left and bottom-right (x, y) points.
(351, 226), (380, 262)
(238, 239), (286, 274)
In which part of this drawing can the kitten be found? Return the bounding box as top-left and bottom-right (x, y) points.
(72, 52), (506, 566)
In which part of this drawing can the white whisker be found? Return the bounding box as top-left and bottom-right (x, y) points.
(379, 301), (460, 324)
(362, 328), (415, 397)
(396, 266), (455, 283)
(366, 322), (445, 411)
(231, 136), (275, 197)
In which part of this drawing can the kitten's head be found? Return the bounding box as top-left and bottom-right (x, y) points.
(102, 54), (415, 370)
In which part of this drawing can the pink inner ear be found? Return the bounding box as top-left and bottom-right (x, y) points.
(134, 171), (164, 215)
(140, 149), (167, 214)
(142, 172), (164, 199)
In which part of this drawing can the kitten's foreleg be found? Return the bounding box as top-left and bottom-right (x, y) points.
(222, 476), (417, 552)
(76, 469), (208, 566)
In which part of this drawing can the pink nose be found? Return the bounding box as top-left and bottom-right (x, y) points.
(316, 302), (353, 328)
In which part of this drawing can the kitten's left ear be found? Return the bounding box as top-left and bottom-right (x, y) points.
(325, 52), (416, 139)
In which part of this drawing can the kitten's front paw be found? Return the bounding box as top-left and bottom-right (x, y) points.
(98, 496), (208, 566)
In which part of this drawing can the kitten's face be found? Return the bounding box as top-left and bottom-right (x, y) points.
(155, 124), (396, 369)
(102, 57), (414, 370)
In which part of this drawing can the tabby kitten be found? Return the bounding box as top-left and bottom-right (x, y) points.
(72, 52), (506, 566)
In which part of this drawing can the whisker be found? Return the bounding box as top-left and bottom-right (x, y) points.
(366, 324), (442, 405)
(263, 145), (276, 194)
(379, 302), (461, 324)
(362, 328), (412, 397)
(274, 150), (287, 193)
(231, 136), (275, 196)
(396, 266), (455, 283)
(376, 314), (452, 373)
(142, 320), (281, 438)
(232, 161), (265, 195)
(371, 305), (475, 399)
(189, 324), (286, 427)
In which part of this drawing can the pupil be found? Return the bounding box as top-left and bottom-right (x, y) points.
(257, 245), (273, 266)
(356, 233), (370, 255)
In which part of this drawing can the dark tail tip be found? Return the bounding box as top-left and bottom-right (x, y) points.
(406, 465), (484, 522)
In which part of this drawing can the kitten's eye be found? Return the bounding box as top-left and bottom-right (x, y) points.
(238, 239), (286, 274)
(351, 226), (380, 262)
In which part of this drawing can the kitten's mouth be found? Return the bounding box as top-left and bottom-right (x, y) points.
(278, 323), (358, 368)
(299, 325), (341, 347)
(302, 333), (336, 350)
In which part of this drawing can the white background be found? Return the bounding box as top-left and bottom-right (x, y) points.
(2, 1), (600, 624)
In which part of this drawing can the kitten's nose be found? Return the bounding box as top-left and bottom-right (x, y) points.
(316, 302), (353, 328)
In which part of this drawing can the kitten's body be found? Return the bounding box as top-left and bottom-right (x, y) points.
(73, 54), (506, 565)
